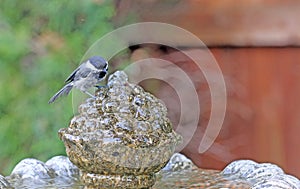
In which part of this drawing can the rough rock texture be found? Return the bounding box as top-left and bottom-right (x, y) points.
(222, 160), (300, 189)
(2, 154), (299, 188)
(6, 156), (79, 188)
(59, 71), (181, 188)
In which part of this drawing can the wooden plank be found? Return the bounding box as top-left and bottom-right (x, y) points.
(130, 47), (300, 178)
(114, 0), (300, 46)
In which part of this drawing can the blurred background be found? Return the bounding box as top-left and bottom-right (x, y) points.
(0, 0), (115, 175)
(1, 0), (300, 179)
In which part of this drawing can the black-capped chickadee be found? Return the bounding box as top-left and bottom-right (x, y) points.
(48, 56), (108, 103)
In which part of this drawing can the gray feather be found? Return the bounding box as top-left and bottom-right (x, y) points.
(65, 67), (80, 83)
(75, 67), (90, 79)
(48, 83), (73, 103)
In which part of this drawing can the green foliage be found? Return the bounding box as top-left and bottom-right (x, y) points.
(0, 0), (115, 175)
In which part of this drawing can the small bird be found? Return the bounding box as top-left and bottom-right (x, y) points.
(48, 56), (108, 103)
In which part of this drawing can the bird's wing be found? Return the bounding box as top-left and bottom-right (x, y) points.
(65, 67), (80, 83)
(66, 65), (92, 83)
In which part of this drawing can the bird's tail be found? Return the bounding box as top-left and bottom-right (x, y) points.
(48, 83), (73, 104)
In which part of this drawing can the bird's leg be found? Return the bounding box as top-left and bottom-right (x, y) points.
(84, 91), (96, 98)
(95, 85), (108, 89)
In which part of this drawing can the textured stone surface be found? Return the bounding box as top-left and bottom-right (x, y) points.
(45, 156), (80, 179)
(10, 158), (57, 180)
(59, 71), (181, 188)
(6, 157), (80, 188)
(1, 154), (299, 188)
(222, 160), (300, 189)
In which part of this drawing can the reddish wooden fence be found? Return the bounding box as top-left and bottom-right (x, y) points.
(113, 0), (300, 178)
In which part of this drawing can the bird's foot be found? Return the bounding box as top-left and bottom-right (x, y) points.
(84, 91), (96, 99)
(95, 85), (108, 89)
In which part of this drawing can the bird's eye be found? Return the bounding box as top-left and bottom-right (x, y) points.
(99, 71), (106, 78)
